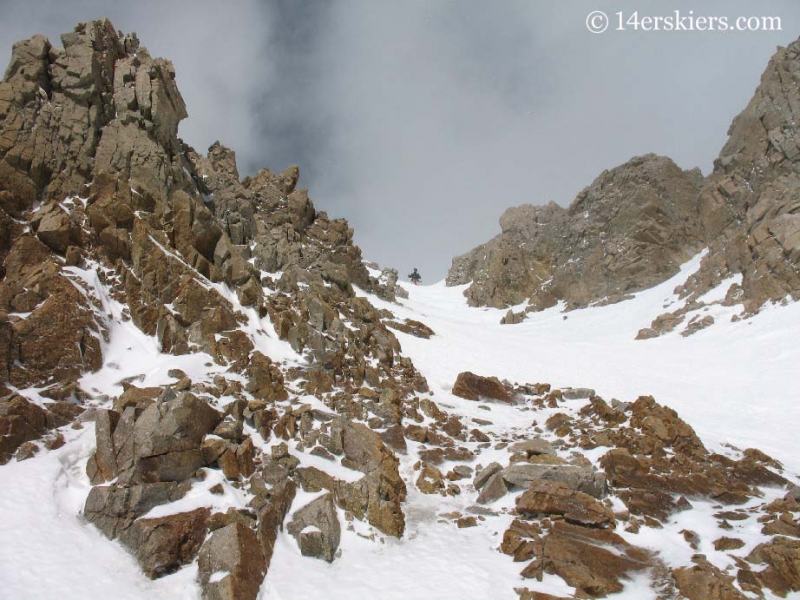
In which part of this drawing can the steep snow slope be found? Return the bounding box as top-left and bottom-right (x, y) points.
(366, 252), (800, 478)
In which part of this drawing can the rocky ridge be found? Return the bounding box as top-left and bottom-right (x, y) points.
(448, 38), (800, 336)
(0, 19), (415, 598)
(0, 19), (798, 600)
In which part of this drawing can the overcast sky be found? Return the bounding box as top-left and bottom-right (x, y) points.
(2, 1), (799, 281)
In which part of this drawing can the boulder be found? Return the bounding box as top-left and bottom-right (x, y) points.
(476, 472), (509, 504)
(287, 493), (341, 562)
(385, 319), (435, 339)
(452, 372), (511, 403)
(673, 556), (749, 600)
(516, 480), (614, 527)
(84, 482), (189, 539)
(502, 463), (607, 499)
(416, 463), (445, 495)
(509, 438), (556, 457)
(474, 462), (503, 489)
(746, 536), (800, 596)
(561, 388), (595, 400)
(119, 508), (210, 578)
(197, 522), (267, 600)
(118, 391), (222, 483)
(525, 521), (652, 597)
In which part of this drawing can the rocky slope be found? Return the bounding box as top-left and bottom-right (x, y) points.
(0, 19), (414, 597)
(1, 19), (798, 600)
(448, 38), (800, 335)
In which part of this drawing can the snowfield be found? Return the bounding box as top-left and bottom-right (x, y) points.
(1, 250), (799, 599)
(362, 252), (800, 479)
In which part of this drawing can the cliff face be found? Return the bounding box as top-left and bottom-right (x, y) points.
(448, 154), (705, 311)
(448, 38), (800, 328)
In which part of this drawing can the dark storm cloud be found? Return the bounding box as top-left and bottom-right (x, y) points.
(2, 1), (799, 280)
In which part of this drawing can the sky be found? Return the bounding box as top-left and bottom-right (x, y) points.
(1, 1), (799, 281)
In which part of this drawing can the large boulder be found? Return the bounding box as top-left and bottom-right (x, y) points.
(83, 482), (189, 539)
(119, 508), (210, 579)
(452, 371), (511, 403)
(324, 418), (406, 536)
(516, 480), (614, 528)
(287, 493), (341, 562)
(118, 391), (222, 484)
(502, 463), (607, 499)
(197, 522), (267, 600)
(525, 521), (653, 597)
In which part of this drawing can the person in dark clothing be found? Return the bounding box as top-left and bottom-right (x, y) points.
(408, 267), (422, 285)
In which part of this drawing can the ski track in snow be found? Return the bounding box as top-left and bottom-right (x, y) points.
(1, 250), (799, 599)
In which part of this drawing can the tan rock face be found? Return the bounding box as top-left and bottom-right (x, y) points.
(447, 154), (705, 310)
(0, 395), (49, 464)
(0, 235), (103, 389)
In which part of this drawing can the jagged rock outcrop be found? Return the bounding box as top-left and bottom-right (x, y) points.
(0, 20), (192, 210)
(0, 18), (424, 594)
(495, 382), (796, 599)
(0, 394), (82, 463)
(448, 154), (705, 310)
(638, 38), (800, 335)
(449, 38), (800, 325)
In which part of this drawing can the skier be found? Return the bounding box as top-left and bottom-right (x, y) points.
(408, 267), (422, 285)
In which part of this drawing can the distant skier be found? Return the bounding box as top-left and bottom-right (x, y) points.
(408, 268), (422, 285)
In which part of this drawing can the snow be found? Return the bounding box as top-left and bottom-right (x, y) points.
(358, 252), (800, 477)
(0, 427), (201, 600)
(68, 262), (229, 399)
(696, 273), (743, 304)
(263, 502), (523, 600)
(1, 249), (799, 599)
(208, 571), (229, 584)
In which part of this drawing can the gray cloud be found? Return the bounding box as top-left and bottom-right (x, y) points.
(2, 1), (799, 281)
